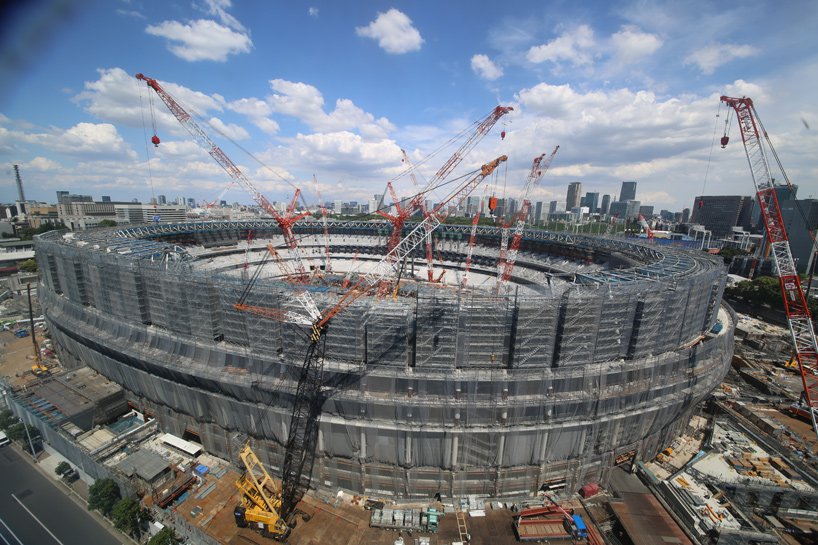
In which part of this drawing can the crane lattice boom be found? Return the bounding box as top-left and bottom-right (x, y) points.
(721, 95), (818, 438)
(497, 146), (559, 291)
(136, 73), (313, 282)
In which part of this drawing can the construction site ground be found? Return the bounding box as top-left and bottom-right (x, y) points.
(169, 462), (593, 545)
(0, 328), (58, 388)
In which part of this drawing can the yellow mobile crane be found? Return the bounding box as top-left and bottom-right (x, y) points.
(234, 444), (290, 540)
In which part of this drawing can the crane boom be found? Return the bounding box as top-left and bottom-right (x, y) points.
(720, 95), (818, 439)
(497, 146), (559, 291)
(235, 154), (507, 525)
(638, 214), (654, 240)
(135, 73), (313, 283)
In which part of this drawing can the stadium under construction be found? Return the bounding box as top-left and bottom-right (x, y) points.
(34, 219), (734, 499)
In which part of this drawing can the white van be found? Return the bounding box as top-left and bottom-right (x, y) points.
(0, 431), (9, 447)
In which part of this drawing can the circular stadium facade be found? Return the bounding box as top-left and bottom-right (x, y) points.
(35, 220), (734, 498)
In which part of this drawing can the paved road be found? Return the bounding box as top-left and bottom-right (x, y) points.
(0, 446), (123, 545)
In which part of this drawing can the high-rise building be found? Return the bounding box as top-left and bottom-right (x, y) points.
(777, 197), (817, 274)
(638, 206), (654, 218)
(158, 194), (167, 205)
(101, 196), (111, 203)
(690, 196), (754, 237)
(585, 192), (599, 213)
(619, 181), (637, 202)
(534, 201), (544, 224)
(600, 194), (611, 215)
(609, 200), (641, 220)
(566, 182), (582, 210)
(548, 201), (566, 214)
(682, 208), (690, 223)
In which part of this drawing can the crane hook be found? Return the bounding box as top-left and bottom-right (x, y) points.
(720, 135), (729, 148)
(151, 135), (161, 147)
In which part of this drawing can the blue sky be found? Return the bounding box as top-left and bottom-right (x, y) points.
(1, 0), (816, 212)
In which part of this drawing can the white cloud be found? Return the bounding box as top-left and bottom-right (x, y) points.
(27, 156), (61, 171)
(471, 54), (504, 80)
(527, 25), (596, 66)
(266, 79), (394, 137)
(23, 122), (138, 160)
(309, 7), (319, 18)
(684, 42), (758, 75)
(145, 19), (252, 62)
(610, 25), (663, 64)
(207, 117), (250, 141)
(74, 68), (225, 141)
(356, 9), (423, 54)
(228, 98), (280, 134)
(201, 0), (246, 32)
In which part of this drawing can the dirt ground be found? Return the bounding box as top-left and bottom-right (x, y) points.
(176, 471), (589, 545)
(0, 328), (52, 388)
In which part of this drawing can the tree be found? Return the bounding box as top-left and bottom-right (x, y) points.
(18, 259), (38, 273)
(6, 422), (40, 442)
(147, 527), (178, 545)
(97, 219), (117, 228)
(55, 461), (72, 477)
(88, 478), (121, 517)
(718, 247), (750, 265)
(111, 497), (144, 538)
(0, 410), (18, 431)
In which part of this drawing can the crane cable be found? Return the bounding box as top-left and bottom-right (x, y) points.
(700, 101), (724, 200)
(136, 80), (157, 204)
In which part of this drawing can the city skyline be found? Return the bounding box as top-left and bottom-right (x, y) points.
(2, 1), (816, 211)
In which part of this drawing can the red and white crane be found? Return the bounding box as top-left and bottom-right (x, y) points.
(235, 155), (507, 524)
(398, 107), (513, 282)
(638, 214), (654, 241)
(720, 95), (818, 438)
(136, 72), (313, 283)
(496, 146), (559, 292)
(312, 175), (333, 275)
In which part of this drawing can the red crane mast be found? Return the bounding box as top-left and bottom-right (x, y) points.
(496, 146), (559, 291)
(720, 95), (818, 438)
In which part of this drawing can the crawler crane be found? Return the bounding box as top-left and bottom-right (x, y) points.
(235, 155), (507, 534)
(720, 95), (818, 439)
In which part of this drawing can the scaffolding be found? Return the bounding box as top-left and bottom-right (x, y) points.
(34, 221), (734, 498)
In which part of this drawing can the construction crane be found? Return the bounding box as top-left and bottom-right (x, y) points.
(397, 107), (513, 282)
(462, 201), (484, 287)
(234, 444), (290, 540)
(397, 149), (436, 283)
(235, 155), (507, 529)
(720, 95), (818, 439)
(496, 146), (559, 292)
(312, 175), (333, 275)
(638, 214), (654, 241)
(135, 73), (313, 282)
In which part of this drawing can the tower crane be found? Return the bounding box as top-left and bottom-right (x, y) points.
(496, 146), (559, 292)
(720, 95), (818, 439)
(135, 73), (313, 282)
(235, 155), (507, 532)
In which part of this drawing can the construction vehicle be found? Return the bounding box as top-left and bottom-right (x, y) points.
(26, 284), (48, 377)
(720, 96), (818, 440)
(235, 153), (507, 530)
(234, 444), (290, 540)
(139, 72), (509, 537)
(369, 506), (442, 532)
